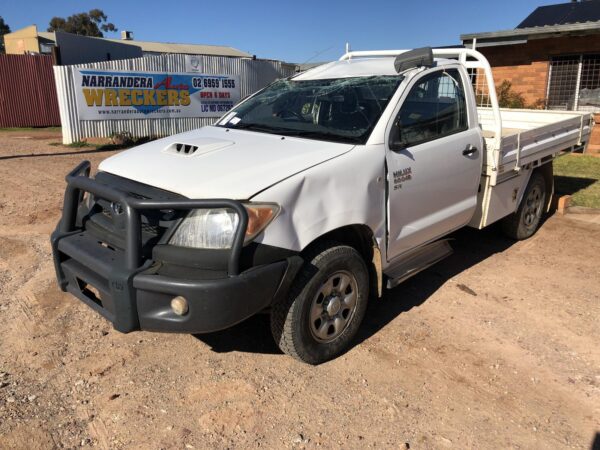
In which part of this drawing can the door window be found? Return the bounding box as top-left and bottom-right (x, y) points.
(395, 69), (468, 147)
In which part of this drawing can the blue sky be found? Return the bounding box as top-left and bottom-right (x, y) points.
(1, 0), (562, 62)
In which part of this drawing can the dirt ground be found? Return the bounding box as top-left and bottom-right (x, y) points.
(0, 129), (599, 450)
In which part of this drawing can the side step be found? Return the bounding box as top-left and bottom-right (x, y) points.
(384, 239), (453, 289)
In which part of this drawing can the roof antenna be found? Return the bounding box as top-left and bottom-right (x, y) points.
(299, 45), (336, 67)
(346, 42), (351, 59)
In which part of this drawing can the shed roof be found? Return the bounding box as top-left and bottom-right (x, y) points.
(461, 1), (600, 47)
(518, 1), (600, 28)
(461, 19), (600, 43)
(106, 39), (252, 58)
(8, 26), (252, 58)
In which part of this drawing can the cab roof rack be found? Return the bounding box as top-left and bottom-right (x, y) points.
(338, 47), (502, 150)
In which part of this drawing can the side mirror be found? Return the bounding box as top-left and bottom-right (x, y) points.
(389, 119), (407, 151)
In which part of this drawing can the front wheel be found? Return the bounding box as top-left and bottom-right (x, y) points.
(501, 171), (547, 240)
(270, 242), (369, 364)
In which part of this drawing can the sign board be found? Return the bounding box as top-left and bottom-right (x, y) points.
(74, 68), (241, 120)
(185, 55), (203, 73)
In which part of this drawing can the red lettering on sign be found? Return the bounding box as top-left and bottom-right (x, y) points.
(154, 77), (189, 90)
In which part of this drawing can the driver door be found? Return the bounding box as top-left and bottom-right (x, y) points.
(386, 68), (482, 260)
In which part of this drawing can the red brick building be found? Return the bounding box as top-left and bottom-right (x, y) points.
(461, 0), (600, 151)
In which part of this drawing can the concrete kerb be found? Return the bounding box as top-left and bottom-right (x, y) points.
(551, 194), (572, 215)
(551, 193), (600, 219)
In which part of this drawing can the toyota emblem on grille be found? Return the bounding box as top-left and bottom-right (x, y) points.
(110, 201), (124, 215)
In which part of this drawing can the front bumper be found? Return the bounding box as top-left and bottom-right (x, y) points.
(51, 161), (301, 334)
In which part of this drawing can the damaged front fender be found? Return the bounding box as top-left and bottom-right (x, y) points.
(250, 144), (387, 254)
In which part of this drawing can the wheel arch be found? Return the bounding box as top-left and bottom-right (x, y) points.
(536, 161), (554, 213)
(515, 162), (554, 212)
(502, 163), (552, 240)
(301, 224), (383, 299)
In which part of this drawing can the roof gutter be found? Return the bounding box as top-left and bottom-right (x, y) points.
(461, 20), (600, 48)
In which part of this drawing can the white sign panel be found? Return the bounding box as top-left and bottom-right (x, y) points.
(74, 68), (241, 120)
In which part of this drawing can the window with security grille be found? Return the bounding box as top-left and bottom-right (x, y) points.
(579, 55), (600, 111)
(547, 54), (600, 112)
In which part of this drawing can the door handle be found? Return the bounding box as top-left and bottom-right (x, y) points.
(462, 145), (478, 156)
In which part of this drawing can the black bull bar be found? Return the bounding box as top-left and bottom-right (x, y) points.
(58, 160), (249, 275)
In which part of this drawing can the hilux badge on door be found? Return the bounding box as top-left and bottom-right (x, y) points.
(393, 167), (413, 190)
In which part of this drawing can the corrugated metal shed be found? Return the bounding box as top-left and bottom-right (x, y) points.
(106, 39), (252, 58)
(54, 53), (296, 144)
(0, 54), (61, 127)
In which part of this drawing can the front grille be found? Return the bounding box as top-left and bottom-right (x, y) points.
(141, 222), (160, 235)
(81, 172), (185, 256)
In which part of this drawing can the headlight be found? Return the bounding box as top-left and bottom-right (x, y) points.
(169, 208), (239, 249)
(169, 204), (279, 249)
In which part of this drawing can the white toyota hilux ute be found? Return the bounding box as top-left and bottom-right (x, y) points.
(52, 48), (593, 364)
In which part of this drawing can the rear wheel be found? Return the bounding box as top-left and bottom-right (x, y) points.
(270, 242), (369, 364)
(501, 171), (547, 240)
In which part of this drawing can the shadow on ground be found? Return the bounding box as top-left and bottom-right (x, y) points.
(554, 175), (596, 196)
(592, 432), (600, 450)
(194, 224), (517, 356)
(0, 147), (119, 161)
(194, 314), (282, 355)
(355, 224), (515, 347)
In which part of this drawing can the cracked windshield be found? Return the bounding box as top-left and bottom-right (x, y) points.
(217, 76), (402, 144)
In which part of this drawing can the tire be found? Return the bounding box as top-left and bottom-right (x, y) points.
(501, 171), (547, 240)
(270, 241), (369, 365)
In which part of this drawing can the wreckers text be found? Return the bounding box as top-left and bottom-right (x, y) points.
(82, 89), (191, 107)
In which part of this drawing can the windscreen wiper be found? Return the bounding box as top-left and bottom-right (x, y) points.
(226, 122), (286, 135)
(281, 130), (363, 144)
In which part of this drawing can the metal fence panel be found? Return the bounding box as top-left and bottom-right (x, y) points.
(54, 54), (296, 144)
(0, 54), (61, 128)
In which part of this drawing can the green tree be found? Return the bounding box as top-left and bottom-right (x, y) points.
(47, 9), (117, 37)
(0, 16), (11, 54)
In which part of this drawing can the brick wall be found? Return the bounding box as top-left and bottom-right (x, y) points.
(490, 62), (549, 106)
(479, 35), (600, 106)
(589, 115), (600, 153)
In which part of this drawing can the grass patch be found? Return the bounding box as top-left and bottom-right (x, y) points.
(55, 136), (155, 152)
(67, 141), (92, 148)
(554, 154), (600, 209)
(94, 143), (131, 151)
